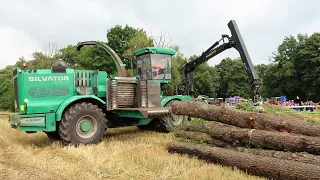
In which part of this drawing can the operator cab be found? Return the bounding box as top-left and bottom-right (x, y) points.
(134, 47), (176, 82)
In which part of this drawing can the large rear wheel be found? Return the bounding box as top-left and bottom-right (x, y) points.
(45, 131), (60, 140)
(59, 102), (107, 146)
(153, 100), (188, 133)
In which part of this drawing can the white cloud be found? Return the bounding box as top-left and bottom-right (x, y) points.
(0, 0), (319, 69)
(0, 26), (40, 68)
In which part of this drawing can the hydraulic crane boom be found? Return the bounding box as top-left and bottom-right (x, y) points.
(182, 20), (260, 102)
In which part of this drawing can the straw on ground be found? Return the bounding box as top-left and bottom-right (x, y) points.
(0, 114), (263, 180)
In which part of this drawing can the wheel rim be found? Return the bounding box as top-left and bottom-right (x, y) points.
(170, 114), (185, 126)
(76, 115), (98, 139)
(166, 101), (185, 126)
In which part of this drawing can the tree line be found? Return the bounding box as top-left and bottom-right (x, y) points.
(0, 24), (319, 111)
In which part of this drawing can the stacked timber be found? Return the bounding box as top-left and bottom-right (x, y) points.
(167, 101), (320, 180)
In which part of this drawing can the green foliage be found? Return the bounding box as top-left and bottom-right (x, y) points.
(195, 95), (209, 104)
(126, 69), (136, 77)
(57, 44), (118, 75)
(106, 25), (153, 70)
(235, 101), (252, 111)
(0, 65), (15, 111)
(235, 101), (260, 112)
(216, 58), (251, 99)
(123, 29), (154, 70)
(262, 35), (301, 99)
(255, 64), (269, 79)
(259, 33), (320, 101)
(165, 52), (221, 97)
(295, 33), (320, 101)
(193, 61), (220, 97)
(188, 118), (207, 125)
(106, 25), (136, 61)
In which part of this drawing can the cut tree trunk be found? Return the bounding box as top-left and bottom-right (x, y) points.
(171, 101), (320, 137)
(174, 130), (320, 166)
(167, 141), (320, 180)
(183, 123), (320, 155)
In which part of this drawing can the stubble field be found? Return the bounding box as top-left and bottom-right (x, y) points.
(0, 113), (263, 180)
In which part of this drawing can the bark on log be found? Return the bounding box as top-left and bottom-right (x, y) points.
(167, 141), (320, 180)
(174, 130), (320, 166)
(235, 146), (320, 167)
(171, 101), (320, 137)
(193, 123), (320, 155)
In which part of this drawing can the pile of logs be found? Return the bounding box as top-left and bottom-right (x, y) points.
(167, 101), (320, 180)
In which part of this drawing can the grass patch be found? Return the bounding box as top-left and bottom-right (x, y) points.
(188, 118), (207, 125)
(261, 104), (320, 124)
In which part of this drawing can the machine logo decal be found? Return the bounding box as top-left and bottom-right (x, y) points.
(28, 76), (69, 82)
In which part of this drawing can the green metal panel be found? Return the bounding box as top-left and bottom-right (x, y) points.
(14, 68), (25, 114)
(134, 47), (176, 56)
(9, 113), (46, 132)
(20, 121), (45, 127)
(73, 70), (107, 97)
(112, 110), (146, 118)
(55, 95), (106, 121)
(9, 113), (57, 132)
(74, 70), (95, 95)
(9, 113), (46, 124)
(97, 71), (107, 97)
(137, 118), (153, 126)
(160, 95), (192, 106)
(45, 113), (56, 132)
(19, 126), (44, 132)
(14, 68), (75, 114)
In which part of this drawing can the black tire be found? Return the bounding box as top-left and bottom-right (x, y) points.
(152, 100), (188, 133)
(137, 124), (151, 130)
(59, 102), (107, 146)
(45, 131), (60, 140)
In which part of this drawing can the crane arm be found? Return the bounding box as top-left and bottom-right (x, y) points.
(182, 20), (260, 102)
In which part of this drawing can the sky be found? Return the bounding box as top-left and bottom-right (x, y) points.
(0, 0), (319, 69)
